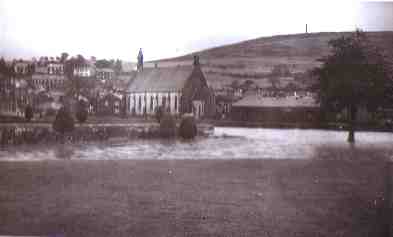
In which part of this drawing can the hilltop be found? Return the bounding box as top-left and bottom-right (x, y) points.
(152, 31), (393, 89)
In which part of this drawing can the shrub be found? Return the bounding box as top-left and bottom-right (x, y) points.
(24, 105), (33, 122)
(53, 106), (75, 135)
(156, 106), (164, 123)
(76, 100), (88, 123)
(45, 107), (57, 117)
(159, 114), (176, 138)
(179, 114), (197, 139)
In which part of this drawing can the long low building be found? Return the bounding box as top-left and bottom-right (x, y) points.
(231, 93), (320, 123)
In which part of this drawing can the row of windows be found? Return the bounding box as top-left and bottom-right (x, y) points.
(32, 79), (65, 89)
(47, 66), (64, 75)
(130, 94), (180, 113)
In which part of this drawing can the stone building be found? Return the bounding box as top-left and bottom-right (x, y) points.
(73, 61), (96, 78)
(231, 93), (320, 124)
(96, 68), (115, 81)
(126, 55), (215, 119)
(0, 73), (33, 118)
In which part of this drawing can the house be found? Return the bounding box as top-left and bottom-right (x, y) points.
(13, 61), (33, 75)
(47, 61), (64, 75)
(126, 55), (215, 119)
(215, 94), (237, 119)
(31, 74), (67, 91)
(96, 68), (115, 81)
(95, 92), (124, 116)
(73, 61), (96, 78)
(0, 73), (34, 118)
(231, 93), (320, 124)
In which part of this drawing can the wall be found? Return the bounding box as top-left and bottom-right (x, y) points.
(128, 91), (182, 116)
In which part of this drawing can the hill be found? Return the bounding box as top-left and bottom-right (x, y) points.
(152, 32), (393, 90)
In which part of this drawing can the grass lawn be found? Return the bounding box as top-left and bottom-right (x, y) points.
(0, 159), (389, 237)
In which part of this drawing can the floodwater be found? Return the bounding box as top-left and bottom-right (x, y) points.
(1, 127), (393, 161)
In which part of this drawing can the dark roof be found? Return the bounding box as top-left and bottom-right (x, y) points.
(127, 67), (194, 92)
(232, 94), (319, 108)
(216, 94), (237, 102)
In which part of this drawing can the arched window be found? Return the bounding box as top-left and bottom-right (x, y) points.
(138, 95), (142, 112)
(150, 96), (154, 111)
(174, 95), (177, 111)
(162, 96), (166, 107)
(168, 93), (171, 112)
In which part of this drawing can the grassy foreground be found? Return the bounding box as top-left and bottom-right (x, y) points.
(0, 158), (389, 237)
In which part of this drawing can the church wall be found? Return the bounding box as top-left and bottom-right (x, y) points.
(128, 91), (182, 116)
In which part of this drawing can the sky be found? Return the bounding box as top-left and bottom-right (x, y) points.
(0, 0), (392, 61)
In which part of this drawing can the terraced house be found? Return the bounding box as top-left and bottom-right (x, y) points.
(126, 55), (215, 119)
(32, 59), (67, 90)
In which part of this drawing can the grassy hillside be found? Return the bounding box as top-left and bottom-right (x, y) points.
(153, 32), (393, 89)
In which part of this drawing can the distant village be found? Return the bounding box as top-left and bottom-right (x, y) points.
(0, 49), (387, 126)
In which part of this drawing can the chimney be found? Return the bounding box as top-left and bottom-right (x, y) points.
(193, 55), (200, 67)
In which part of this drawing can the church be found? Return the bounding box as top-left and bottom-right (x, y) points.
(125, 50), (215, 119)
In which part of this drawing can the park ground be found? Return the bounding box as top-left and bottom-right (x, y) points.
(0, 157), (390, 237)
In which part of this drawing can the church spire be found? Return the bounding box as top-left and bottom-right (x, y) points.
(137, 48), (143, 71)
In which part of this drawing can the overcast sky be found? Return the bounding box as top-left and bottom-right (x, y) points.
(0, 0), (392, 61)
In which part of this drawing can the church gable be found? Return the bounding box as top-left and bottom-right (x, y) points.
(182, 66), (209, 101)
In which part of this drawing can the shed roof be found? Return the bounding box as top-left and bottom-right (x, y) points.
(127, 66), (194, 92)
(96, 68), (115, 73)
(232, 94), (319, 108)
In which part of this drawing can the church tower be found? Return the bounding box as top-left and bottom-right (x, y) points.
(137, 48), (143, 72)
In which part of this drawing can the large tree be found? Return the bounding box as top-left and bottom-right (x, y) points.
(312, 30), (393, 142)
(60, 52), (69, 63)
(53, 106), (75, 136)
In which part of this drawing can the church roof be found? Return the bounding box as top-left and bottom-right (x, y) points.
(127, 66), (194, 93)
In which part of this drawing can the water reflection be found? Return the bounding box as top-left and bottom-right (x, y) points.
(1, 127), (393, 160)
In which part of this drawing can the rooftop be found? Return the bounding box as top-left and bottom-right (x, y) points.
(232, 94), (319, 108)
(127, 66), (194, 92)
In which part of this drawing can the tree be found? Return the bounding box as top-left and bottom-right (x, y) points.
(155, 106), (164, 123)
(271, 64), (290, 77)
(75, 100), (88, 123)
(95, 59), (113, 69)
(0, 57), (7, 74)
(114, 59), (122, 74)
(159, 114), (176, 138)
(230, 80), (240, 89)
(60, 52), (69, 63)
(179, 115), (197, 139)
(24, 105), (33, 122)
(312, 30), (393, 143)
(53, 106), (75, 136)
(241, 79), (254, 91)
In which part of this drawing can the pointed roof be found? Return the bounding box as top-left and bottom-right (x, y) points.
(127, 66), (194, 93)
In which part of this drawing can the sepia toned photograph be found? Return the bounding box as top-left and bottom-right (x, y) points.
(1, 0), (393, 236)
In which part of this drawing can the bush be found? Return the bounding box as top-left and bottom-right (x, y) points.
(156, 106), (164, 123)
(53, 106), (75, 135)
(45, 107), (57, 117)
(24, 105), (33, 122)
(179, 115), (197, 139)
(76, 100), (88, 123)
(159, 114), (176, 138)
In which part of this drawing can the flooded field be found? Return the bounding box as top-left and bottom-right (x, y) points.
(1, 127), (393, 160)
